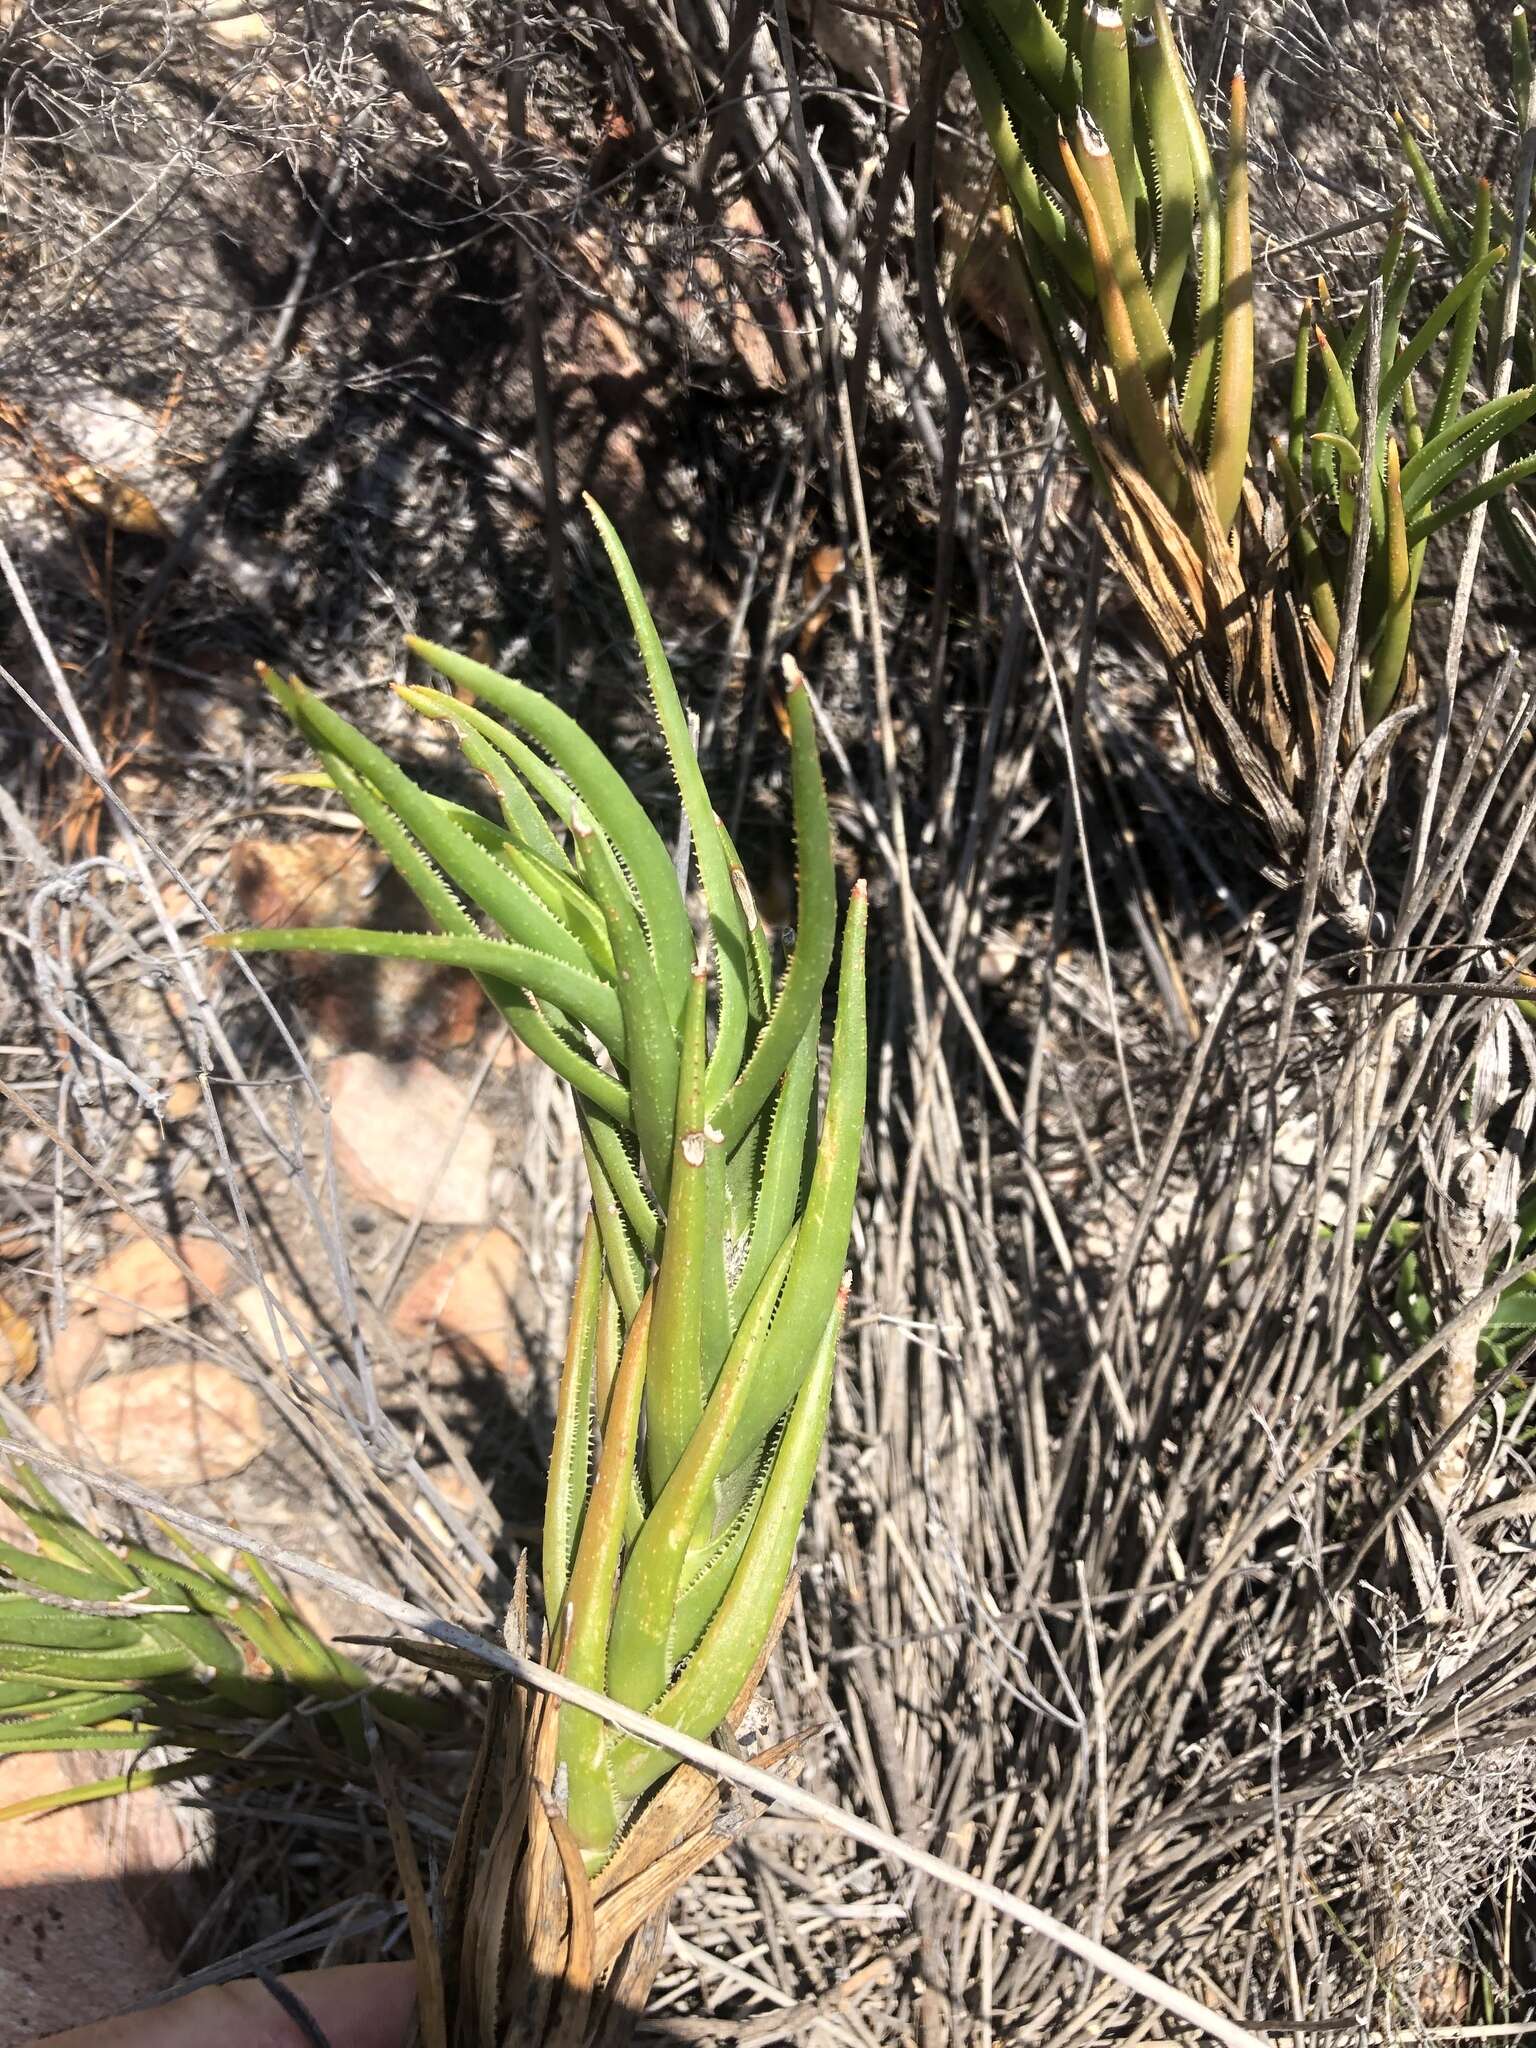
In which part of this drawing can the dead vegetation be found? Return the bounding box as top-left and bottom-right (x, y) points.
(3, 1), (1536, 2043)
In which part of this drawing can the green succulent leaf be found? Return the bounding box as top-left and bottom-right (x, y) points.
(605, 1227), (800, 1715)
(402, 642), (696, 1016)
(585, 496), (753, 1094)
(542, 1217), (603, 1630)
(606, 1293), (843, 1805)
(724, 882), (867, 1477)
(1400, 387), (1536, 516)
(571, 808), (680, 1200)
(643, 964), (713, 1501)
(713, 679), (838, 1152)
(211, 925), (629, 1064)
(1406, 448), (1536, 545)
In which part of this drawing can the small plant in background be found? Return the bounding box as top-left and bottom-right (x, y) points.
(197, 499), (867, 2044)
(0, 1463), (449, 1820)
(1275, 199), (1535, 724)
(956, 0), (1254, 543)
(954, 0), (1536, 914)
(1395, 6), (1536, 598)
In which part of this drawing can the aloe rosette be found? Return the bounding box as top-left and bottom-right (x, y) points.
(212, 500), (866, 1868)
(1393, 8), (1536, 610)
(955, 0), (1255, 540)
(952, 0), (1536, 911)
(1275, 191), (1536, 722)
(0, 1465), (448, 1821)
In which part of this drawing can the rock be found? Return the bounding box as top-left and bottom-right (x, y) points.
(35, 1363), (268, 1486)
(0, 1293), (36, 1386)
(394, 1228), (524, 1373)
(47, 1316), (107, 1399)
(78, 1236), (233, 1336)
(227, 1278), (315, 1366)
(161, 1076), (204, 1122)
(327, 1053), (496, 1224)
(203, 8), (272, 48)
(0, 1753), (188, 2046)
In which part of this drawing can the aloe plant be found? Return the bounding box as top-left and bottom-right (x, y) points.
(1274, 195), (1536, 723)
(211, 499), (866, 1868)
(955, 0), (1254, 539)
(956, 0), (1536, 738)
(0, 1463), (446, 1822)
(1394, 8), (1536, 604)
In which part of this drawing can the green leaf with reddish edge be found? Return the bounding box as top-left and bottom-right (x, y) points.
(1069, 106), (1174, 397)
(1059, 126), (1184, 513)
(723, 882), (866, 1478)
(1364, 436), (1413, 728)
(606, 1292), (843, 1805)
(1205, 71), (1253, 535)
(542, 1216), (603, 1629)
(1081, 0), (1140, 232)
